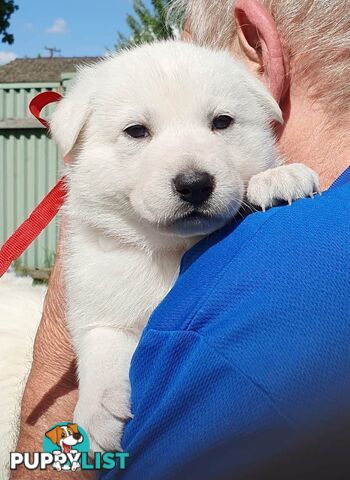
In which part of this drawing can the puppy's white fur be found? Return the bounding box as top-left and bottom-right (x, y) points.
(0, 273), (46, 478)
(50, 40), (319, 452)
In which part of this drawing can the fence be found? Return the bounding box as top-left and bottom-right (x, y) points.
(0, 76), (73, 271)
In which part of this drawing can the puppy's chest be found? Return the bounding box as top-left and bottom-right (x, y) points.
(65, 232), (182, 332)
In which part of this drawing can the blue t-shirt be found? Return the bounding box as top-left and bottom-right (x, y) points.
(101, 167), (350, 480)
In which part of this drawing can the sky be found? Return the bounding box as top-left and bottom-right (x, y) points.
(0, 0), (153, 64)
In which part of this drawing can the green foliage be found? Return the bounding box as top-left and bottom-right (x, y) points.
(116, 0), (176, 50)
(0, 0), (18, 44)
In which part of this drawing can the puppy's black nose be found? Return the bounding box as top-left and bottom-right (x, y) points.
(173, 171), (215, 204)
(73, 433), (81, 440)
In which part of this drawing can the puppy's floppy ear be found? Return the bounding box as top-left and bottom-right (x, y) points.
(244, 72), (283, 124)
(50, 69), (93, 157)
(45, 426), (59, 445)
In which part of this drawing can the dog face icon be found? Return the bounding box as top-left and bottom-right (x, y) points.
(45, 423), (83, 454)
(43, 423), (87, 472)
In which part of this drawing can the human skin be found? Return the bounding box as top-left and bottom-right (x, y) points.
(12, 0), (350, 478)
(12, 240), (95, 480)
(231, 0), (350, 190)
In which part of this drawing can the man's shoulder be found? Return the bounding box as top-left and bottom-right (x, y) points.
(148, 183), (350, 333)
(205, 182), (347, 254)
(180, 181), (350, 286)
(186, 182), (350, 328)
(234, 181), (350, 260)
(249, 181), (350, 240)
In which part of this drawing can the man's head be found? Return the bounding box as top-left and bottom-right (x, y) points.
(169, 0), (350, 187)
(170, 0), (350, 111)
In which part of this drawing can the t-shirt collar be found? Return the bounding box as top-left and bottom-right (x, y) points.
(330, 166), (350, 189)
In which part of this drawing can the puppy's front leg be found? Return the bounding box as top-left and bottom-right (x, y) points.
(247, 163), (320, 211)
(74, 327), (138, 453)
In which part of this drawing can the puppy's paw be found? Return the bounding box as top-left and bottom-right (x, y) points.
(247, 163), (320, 211)
(74, 387), (132, 453)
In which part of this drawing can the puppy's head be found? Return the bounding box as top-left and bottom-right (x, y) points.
(51, 41), (282, 242)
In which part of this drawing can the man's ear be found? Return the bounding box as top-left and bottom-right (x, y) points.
(45, 427), (59, 445)
(234, 0), (287, 103)
(50, 73), (91, 157)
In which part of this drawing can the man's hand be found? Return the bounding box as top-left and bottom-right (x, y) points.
(12, 241), (95, 479)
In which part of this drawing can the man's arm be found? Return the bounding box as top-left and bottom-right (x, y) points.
(12, 245), (94, 479)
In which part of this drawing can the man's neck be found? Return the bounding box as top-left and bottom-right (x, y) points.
(278, 94), (350, 190)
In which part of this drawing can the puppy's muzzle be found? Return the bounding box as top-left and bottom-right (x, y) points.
(173, 171), (215, 205)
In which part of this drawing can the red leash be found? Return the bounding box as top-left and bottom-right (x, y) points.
(0, 91), (67, 277)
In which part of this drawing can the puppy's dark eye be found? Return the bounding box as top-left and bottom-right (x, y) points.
(124, 124), (149, 139)
(212, 115), (234, 130)
(61, 432), (65, 438)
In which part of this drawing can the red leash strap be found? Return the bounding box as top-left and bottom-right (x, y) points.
(0, 91), (67, 277)
(0, 178), (67, 276)
(28, 91), (63, 128)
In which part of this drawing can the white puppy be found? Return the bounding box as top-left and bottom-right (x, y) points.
(50, 40), (319, 452)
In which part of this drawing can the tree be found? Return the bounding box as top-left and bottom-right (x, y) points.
(0, 0), (18, 44)
(116, 0), (176, 50)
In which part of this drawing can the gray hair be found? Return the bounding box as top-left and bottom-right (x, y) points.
(168, 0), (350, 112)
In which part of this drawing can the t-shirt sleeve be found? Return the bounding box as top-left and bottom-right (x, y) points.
(104, 329), (293, 480)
